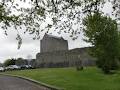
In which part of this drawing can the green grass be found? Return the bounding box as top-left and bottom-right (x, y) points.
(2, 67), (120, 90)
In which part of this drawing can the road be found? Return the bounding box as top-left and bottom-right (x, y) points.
(0, 75), (51, 90)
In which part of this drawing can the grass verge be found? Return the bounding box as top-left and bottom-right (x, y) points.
(1, 67), (120, 90)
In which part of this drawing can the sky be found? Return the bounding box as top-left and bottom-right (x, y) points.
(0, 1), (114, 63)
(0, 28), (90, 63)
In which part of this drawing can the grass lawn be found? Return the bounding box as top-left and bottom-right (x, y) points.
(1, 67), (120, 90)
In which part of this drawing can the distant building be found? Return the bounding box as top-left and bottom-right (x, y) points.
(36, 34), (95, 68)
(40, 34), (68, 53)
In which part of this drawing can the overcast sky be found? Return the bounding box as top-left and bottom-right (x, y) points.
(0, 26), (91, 63)
(0, 1), (113, 63)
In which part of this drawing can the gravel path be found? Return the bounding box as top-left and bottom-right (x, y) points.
(0, 75), (51, 90)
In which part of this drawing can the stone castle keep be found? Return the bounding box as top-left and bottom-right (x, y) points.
(40, 34), (68, 53)
(36, 34), (95, 68)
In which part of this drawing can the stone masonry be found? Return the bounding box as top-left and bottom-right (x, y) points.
(36, 34), (95, 68)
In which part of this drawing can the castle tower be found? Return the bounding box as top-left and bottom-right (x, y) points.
(40, 34), (68, 53)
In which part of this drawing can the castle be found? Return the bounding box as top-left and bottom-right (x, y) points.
(36, 34), (95, 68)
(40, 34), (68, 53)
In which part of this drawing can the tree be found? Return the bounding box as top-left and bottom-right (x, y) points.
(83, 12), (120, 74)
(0, 63), (3, 67)
(4, 58), (16, 67)
(0, 0), (120, 49)
(15, 58), (28, 66)
(0, 0), (120, 73)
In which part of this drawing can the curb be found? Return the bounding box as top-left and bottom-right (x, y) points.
(0, 73), (64, 90)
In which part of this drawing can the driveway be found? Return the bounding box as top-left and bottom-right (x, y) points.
(0, 75), (50, 90)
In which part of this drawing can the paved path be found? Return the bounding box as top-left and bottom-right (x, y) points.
(0, 75), (50, 90)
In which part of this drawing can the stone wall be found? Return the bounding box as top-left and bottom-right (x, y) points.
(36, 47), (96, 68)
(41, 34), (68, 53)
(36, 34), (95, 68)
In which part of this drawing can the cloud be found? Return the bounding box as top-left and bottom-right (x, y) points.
(0, 27), (90, 63)
(0, 28), (40, 63)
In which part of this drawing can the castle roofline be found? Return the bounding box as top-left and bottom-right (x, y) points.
(42, 33), (67, 41)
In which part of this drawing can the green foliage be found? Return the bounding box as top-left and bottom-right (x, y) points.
(83, 12), (120, 74)
(4, 58), (15, 67)
(3, 67), (120, 90)
(15, 58), (28, 66)
(0, 0), (120, 49)
(0, 63), (3, 67)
